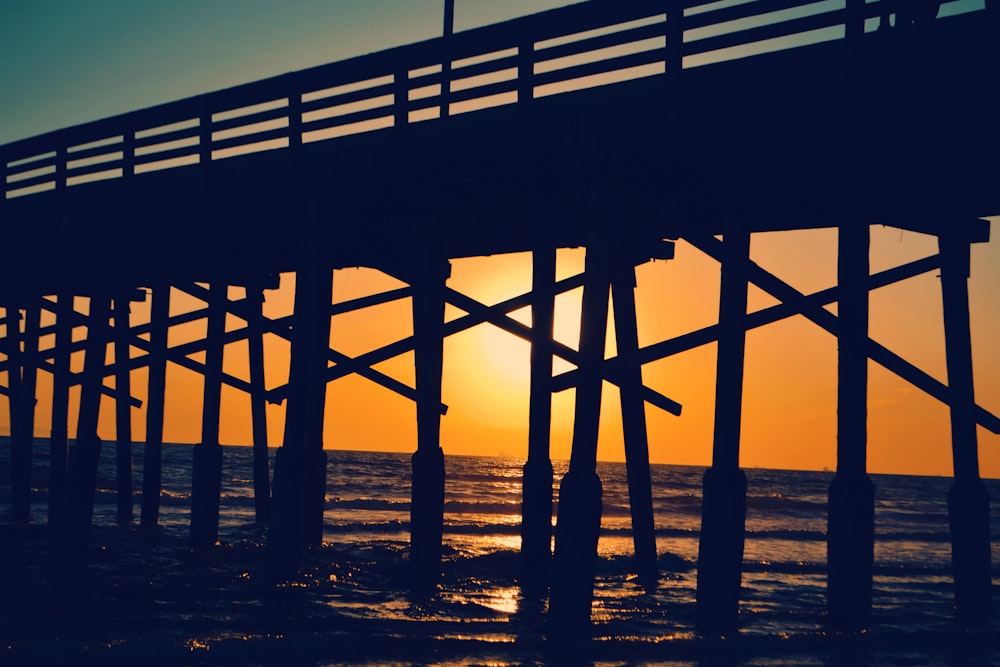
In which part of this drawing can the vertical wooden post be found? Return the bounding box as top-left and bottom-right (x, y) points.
(612, 261), (659, 591)
(410, 259), (450, 597)
(141, 284), (169, 531)
(845, 0), (865, 40)
(48, 295), (72, 530)
(269, 267), (331, 576)
(64, 296), (111, 563)
(7, 308), (27, 524)
(828, 222), (875, 628)
(247, 286), (271, 525)
(696, 231), (750, 634)
(665, 0), (684, 77)
(549, 244), (611, 633)
(441, 0), (453, 119)
(939, 233), (993, 622)
(191, 282), (226, 548)
(113, 293), (135, 525)
(520, 247), (556, 594)
(10, 307), (39, 524)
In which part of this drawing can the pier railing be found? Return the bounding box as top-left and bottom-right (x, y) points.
(0, 0), (987, 203)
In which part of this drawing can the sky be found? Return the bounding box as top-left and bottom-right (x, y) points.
(3, 1), (1000, 478)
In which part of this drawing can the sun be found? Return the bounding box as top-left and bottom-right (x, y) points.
(479, 289), (587, 385)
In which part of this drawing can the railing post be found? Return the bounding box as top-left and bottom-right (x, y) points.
(845, 0), (865, 41)
(122, 127), (135, 180)
(199, 110), (212, 168)
(288, 90), (302, 151)
(55, 146), (67, 193)
(666, 0), (684, 76)
(395, 65), (410, 130)
(441, 1), (453, 120)
(0, 148), (7, 207)
(518, 36), (534, 106)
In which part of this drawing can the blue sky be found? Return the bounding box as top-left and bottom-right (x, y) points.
(0, 1), (577, 145)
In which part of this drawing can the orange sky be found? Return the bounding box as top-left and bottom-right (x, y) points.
(8, 222), (1000, 479)
(4, 3), (998, 479)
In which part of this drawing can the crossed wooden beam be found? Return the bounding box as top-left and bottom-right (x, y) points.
(2, 239), (998, 434)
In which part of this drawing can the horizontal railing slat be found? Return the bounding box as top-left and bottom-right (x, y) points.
(210, 126), (291, 153)
(133, 125), (200, 149)
(684, 7), (845, 56)
(5, 153), (58, 174)
(449, 54), (521, 82)
(533, 20), (668, 63)
(211, 105), (290, 133)
(299, 104), (396, 135)
(682, 0), (828, 31)
(133, 144), (201, 166)
(447, 78), (520, 106)
(66, 159), (124, 179)
(532, 47), (668, 89)
(65, 140), (125, 162)
(4, 172), (56, 191)
(299, 81), (396, 114)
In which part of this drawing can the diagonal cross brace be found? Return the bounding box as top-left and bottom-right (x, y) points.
(268, 272), (587, 402)
(550, 252), (943, 391)
(686, 233), (1000, 435)
(443, 286), (683, 416)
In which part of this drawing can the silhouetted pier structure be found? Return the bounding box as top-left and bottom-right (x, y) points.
(2, 0), (998, 634)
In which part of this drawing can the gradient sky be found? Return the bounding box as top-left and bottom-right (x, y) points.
(3, 1), (999, 478)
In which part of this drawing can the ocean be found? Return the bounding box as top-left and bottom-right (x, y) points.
(1, 441), (998, 666)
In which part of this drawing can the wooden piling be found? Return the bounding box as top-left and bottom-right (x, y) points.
(113, 293), (135, 525)
(270, 267), (332, 576)
(64, 296), (111, 563)
(696, 231), (750, 635)
(140, 284), (168, 531)
(48, 295), (72, 530)
(939, 233), (993, 622)
(612, 261), (659, 591)
(247, 287), (271, 525)
(520, 247), (556, 594)
(410, 260), (450, 596)
(191, 282), (226, 548)
(827, 222), (875, 628)
(549, 244), (611, 633)
(9, 307), (37, 524)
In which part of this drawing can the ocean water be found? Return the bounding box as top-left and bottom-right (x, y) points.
(1, 440), (999, 665)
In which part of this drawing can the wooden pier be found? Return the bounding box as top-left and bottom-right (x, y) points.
(2, 0), (998, 634)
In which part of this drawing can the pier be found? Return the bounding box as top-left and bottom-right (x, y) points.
(2, 0), (998, 635)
